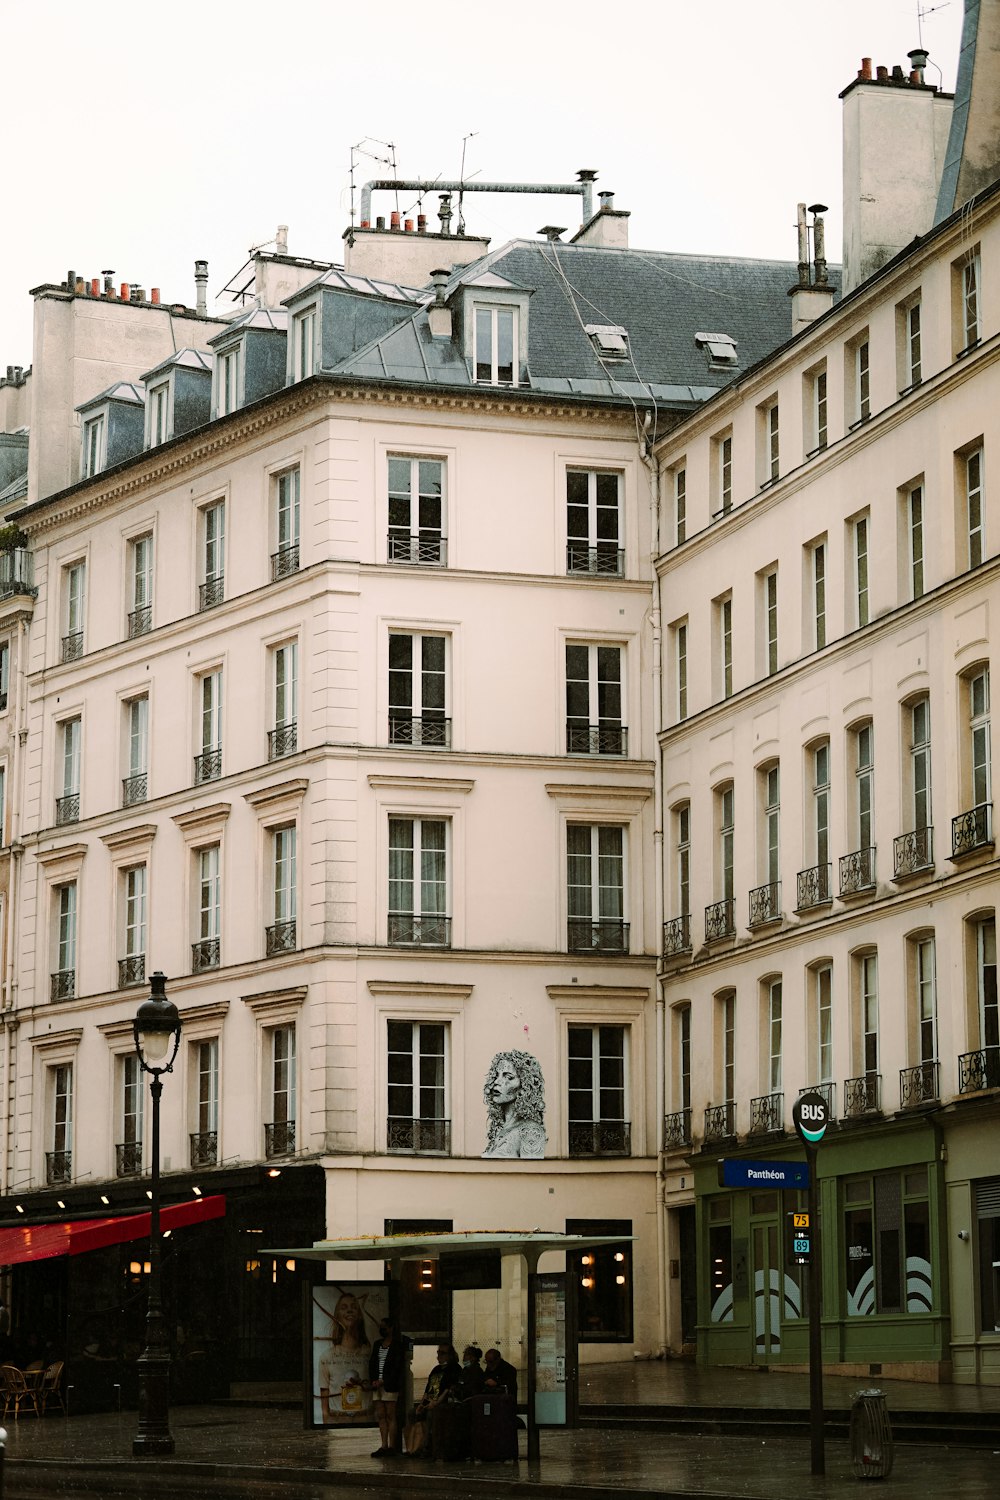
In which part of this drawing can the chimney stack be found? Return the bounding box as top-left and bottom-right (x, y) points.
(276, 224), (289, 254)
(427, 268), (453, 338)
(194, 259), (209, 316)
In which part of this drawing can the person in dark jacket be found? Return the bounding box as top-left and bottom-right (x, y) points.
(483, 1347), (518, 1407)
(459, 1344), (485, 1398)
(403, 1343), (462, 1456)
(368, 1319), (405, 1457)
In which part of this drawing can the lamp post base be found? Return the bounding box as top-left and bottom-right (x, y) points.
(132, 1431), (175, 1457)
(133, 1350), (174, 1457)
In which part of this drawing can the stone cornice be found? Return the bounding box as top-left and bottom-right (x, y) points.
(241, 985), (308, 1015)
(366, 980), (474, 1001)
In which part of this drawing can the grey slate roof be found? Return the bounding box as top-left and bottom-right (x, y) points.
(74, 381), (144, 413)
(0, 471), (29, 508)
(207, 307), (288, 343)
(286, 266), (427, 305)
(141, 347), (212, 383)
(331, 238), (840, 406)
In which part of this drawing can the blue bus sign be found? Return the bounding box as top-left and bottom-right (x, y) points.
(721, 1159), (810, 1189)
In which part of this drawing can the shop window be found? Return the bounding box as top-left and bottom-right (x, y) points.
(384, 1217), (451, 1342)
(566, 1217), (632, 1342)
(843, 1168), (932, 1317)
(976, 1177), (1000, 1333)
(708, 1197), (734, 1323)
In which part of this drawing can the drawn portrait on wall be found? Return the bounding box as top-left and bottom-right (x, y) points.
(311, 1282), (388, 1427)
(482, 1049), (546, 1159)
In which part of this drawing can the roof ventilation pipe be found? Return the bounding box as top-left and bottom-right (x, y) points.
(809, 203), (829, 286)
(194, 259), (209, 316)
(428, 268), (452, 339)
(359, 170), (599, 232)
(908, 47), (928, 84)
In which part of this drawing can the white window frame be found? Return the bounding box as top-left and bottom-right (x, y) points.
(963, 252), (981, 350)
(200, 669), (223, 757)
(121, 1052), (144, 1155)
(813, 740), (830, 868)
(762, 568), (778, 675)
(908, 485), (924, 598)
(713, 431), (733, 516)
(202, 500), (225, 586)
(566, 824), (626, 949)
(198, 844), (221, 944)
(217, 345), (241, 416)
(130, 533), (153, 618)
(388, 816), (450, 942)
(51, 1062), (73, 1157)
(855, 721), (874, 851)
(148, 381), (170, 446)
(196, 1036), (220, 1136)
(388, 632), (448, 748)
(966, 448), (984, 568)
(473, 304), (518, 386)
(675, 803), (690, 920)
(761, 763), (780, 888)
(293, 307), (317, 382)
(566, 468), (622, 575)
(811, 367), (828, 454)
(127, 696), (148, 782)
(272, 825), (297, 926)
(123, 864), (147, 962)
(860, 952), (879, 1076)
(970, 666), (991, 808)
(270, 1023), (297, 1127)
(910, 697), (932, 832)
(906, 299), (922, 388)
(766, 977), (782, 1093)
(387, 454), (445, 565)
(812, 541), (827, 650)
(386, 1020), (449, 1138)
(675, 621), (688, 719)
(854, 514), (870, 627)
(567, 1022), (629, 1124)
(65, 561), (86, 643)
(565, 641), (625, 754)
(61, 717), (81, 799)
(56, 882), (77, 977)
(718, 784), (734, 903)
(273, 641), (298, 733)
(976, 917), (998, 1053)
(915, 936), (937, 1064)
(674, 466), (687, 545)
(718, 596), (733, 699)
(816, 963), (833, 1083)
(83, 414), (106, 478)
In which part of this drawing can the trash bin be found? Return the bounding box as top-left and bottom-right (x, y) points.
(849, 1387), (894, 1479)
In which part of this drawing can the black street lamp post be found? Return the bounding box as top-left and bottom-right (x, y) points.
(132, 971), (182, 1457)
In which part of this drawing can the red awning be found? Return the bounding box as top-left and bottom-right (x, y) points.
(0, 1194), (225, 1267)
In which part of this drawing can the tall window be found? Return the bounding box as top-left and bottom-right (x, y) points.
(966, 448), (985, 568)
(53, 883), (77, 1000)
(812, 542), (827, 649)
(474, 305), (516, 385)
(906, 300), (922, 387)
(714, 431), (733, 515)
(854, 339), (871, 425)
(815, 963), (833, 1083)
(566, 469), (622, 575)
(200, 500), (225, 609)
(0, 639), (8, 713)
(268, 826), (297, 954)
(813, 738), (830, 874)
(218, 347), (240, 415)
(568, 1024), (629, 1156)
(854, 516), (869, 627)
(763, 569), (778, 675)
(273, 467), (301, 578)
(970, 667), (991, 810)
(676, 804), (690, 921)
(811, 368), (828, 453)
(674, 467), (687, 545)
(267, 1024), (296, 1157)
(148, 382), (169, 447)
(567, 825), (626, 953)
(915, 937), (937, 1065)
(387, 1021), (448, 1152)
(976, 917), (998, 1061)
(83, 415), (105, 478)
(676, 1005), (691, 1113)
(720, 991), (735, 1104)
(124, 695), (148, 807)
(716, 596), (733, 699)
(195, 669), (223, 784)
(194, 844), (221, 971)
(58, 717), (81, 825)
(293, 308), (316, 382)
(761, 399), (779, 485)
(910, 697), (932, 832)
(566, 643), (624, 755)
(388, 456), (444, 565)
(120, 864), (147, 986)
(718, 784), (734, 906)
(62, 561), (85, 662)
(855, 722), (874, 851)
(675, 622), (688, 719)
(766, 978), (782, 1093)
(194, 1037), (219, 1165)
(962, 252), (981, 350)
(389, 633), (448, 748)
(388, 817), (449, 946)
(907, 485), (924, 599)
(860, 953), (879, 1078)
(761, 764), (780, 894)
(129, 534), (153, 637)
(270, 641), (298, 759)
(0, 764), (5, 847)
(49, 1064), (73, 1183)
(119, 1053), (143, 1176)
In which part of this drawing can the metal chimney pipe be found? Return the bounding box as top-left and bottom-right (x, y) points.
(194, 259), (209, 316)
(359, 173), (599, 226)
(809, 204), (829, 287)
(276, 224), (289, 254)
(796, 203), (810, 287)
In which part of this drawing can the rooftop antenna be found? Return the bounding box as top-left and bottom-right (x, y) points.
(916, 0), (950, 50)
(457, 131), (478, 236)
(349, 137), (399, 241)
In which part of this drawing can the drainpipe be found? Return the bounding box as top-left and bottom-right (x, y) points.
(641, 416), (668, 1358)
(2, 613), (27, 1196)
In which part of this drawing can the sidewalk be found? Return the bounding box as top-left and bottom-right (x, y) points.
(0, 1361), (997, 1499)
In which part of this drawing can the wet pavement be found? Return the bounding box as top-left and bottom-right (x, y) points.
(0, 1360), (997, 1498)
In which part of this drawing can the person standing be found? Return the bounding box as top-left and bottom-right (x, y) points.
(368, 1318), (405, 1457)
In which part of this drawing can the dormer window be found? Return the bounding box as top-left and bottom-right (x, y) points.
(83, 414), (106, 478)
(293, 307), (317, 382)
(147, 382), (170, 447)
(474, 306), (517, 386)
(696, 332), (739, 371)
(586, 324), (629, 359)
(217, 346), (241, 416)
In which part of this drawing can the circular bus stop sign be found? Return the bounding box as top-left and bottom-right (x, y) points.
(793, 1091), (830, 1147)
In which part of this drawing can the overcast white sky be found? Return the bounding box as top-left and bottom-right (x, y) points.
(1, 0), (963, 366)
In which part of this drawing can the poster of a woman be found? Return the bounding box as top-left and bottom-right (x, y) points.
(482, 1049), (546, 1158)
(312, 1283), (388, 1426)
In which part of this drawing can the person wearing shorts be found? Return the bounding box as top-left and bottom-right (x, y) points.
(368, 1319), (405, 1457)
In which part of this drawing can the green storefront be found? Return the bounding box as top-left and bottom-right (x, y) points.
(694, 1114), (949, 1375)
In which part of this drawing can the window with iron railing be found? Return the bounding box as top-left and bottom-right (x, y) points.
(388, 456), (445, 566)
(566, 469), (623, 576)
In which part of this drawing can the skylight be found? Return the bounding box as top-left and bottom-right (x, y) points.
(585, 323), (629, 359)
(695, 331), (739, 368)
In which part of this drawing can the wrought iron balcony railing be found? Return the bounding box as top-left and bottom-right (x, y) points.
(264, 1120), (295, 1158)
(46, 1150), (72, 1186)
(951, 803), (993, 858)
(388, 913), (452, 947)
(388, 532), (446, 566)
(191, 937), (220, 973)
(388, 714), (451, 748)
(387, 1117), (451, 1153)
(568, 1119), (631, 1157)
(899, 1060), (939, 1109)
(748, 881), (780, 928)
(116, 1140), (142, 1177)
(567, 918), (629, 954)
(566, 542), (625, 577)
(61, 631), (83, 663)
(122, 772), (147, 807)
(662, 914), (691, 958)
(662, 1109), (692, 1150)
(193, 748), (222, 784)
(799, 1081), (836, 1121)
(958, 1045), (1000, 1094)
(199, 575), (224, 610)
(839, 846), (876, 896)
(270, 543), (300, 580)
(796, 863), (831, 910)
(704, 1101), (736, 1143)
(56, 793), (80, 826)
(843, 1073), (881, 1119)
(50, 969), (75, 1002)
(118, 954), (146, 989)
(190, 1130), (218, 1168)
(0, 547), (35, 599)
(265, 919), (297, 957)
(128, 604), (152, 639)
(749, 1091), (784, 1135)
(268, 723), (298, 760)
(894, 826), (933, 878)
(566, 722), (628, 756)
(705, 898), (735, 942)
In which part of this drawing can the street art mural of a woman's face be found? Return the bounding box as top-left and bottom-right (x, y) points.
(482, 1049), (546, 1159)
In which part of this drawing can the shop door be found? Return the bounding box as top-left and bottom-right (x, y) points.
(751, 1220), (783, 1362)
